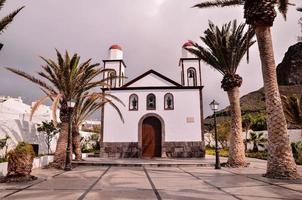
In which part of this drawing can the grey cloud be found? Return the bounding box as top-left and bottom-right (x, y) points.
(0, 0), (301, 116)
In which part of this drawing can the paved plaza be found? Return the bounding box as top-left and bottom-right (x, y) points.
(1, 158), (302, 200)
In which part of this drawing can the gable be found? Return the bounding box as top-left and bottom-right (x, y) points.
(123, 70), (181, 88)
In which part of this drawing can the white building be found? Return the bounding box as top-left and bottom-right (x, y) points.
(0, 96), (57, 156)
(101, 42), (205, 158)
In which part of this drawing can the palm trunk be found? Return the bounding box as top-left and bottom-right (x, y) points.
(255, 26), (299, 179)
(72, 126), (82, 160)
(227, 86), (246, 167)
(53, 104), (69, 169)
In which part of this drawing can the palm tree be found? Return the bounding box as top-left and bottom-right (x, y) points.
(72, 93), (124, 160)
(6, 50), (121, 168)
(187, 20), (255, 167)
(0, 0), (24, 35)
(194, 0), (299, 180)
(246, 132), (267, 152)
(282, 95), (302, 128)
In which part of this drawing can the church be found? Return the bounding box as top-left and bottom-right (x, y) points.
(100, 42), (205, 158)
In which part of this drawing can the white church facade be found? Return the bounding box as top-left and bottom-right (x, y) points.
(100, 42), (205, 158)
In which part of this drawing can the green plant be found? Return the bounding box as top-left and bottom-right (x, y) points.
(37, 121), (59, 155)
(246, 132), (267, 152)
(0, 135), (10, 159)
(246, 151), (268, 160)
(0, 0), (24, 36)
(193, 0), (299, 180)
(1, 142), (37, 182)
(6, 50), (124, 169)
(291, 141), (302, 165)
(187, 19), (255, 167)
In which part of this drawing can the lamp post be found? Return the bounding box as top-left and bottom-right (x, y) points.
(210, 100), (221, 170)
(64, 99), (76, 171)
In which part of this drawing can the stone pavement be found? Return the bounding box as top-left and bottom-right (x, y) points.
(1, 158), (302, 200)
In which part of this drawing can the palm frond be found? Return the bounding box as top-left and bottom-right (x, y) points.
(51, 94), (62, 126)
(282, 95), (302, 127)
(193, 0), (243, 8)
(0, 6), (24, 34)
(5, 67), (56, 94)
(30, 95), (50, 121)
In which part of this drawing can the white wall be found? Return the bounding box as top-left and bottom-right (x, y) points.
(103, 88), (202, 142)
(182, 59), (202, 86)
(0, 97), (57, 156)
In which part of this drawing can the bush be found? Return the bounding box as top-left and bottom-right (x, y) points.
(206, 147), (229, 157)
(291, 141), (302, 165)
(246, 151), (268, 160)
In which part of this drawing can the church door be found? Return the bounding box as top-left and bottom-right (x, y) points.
(142, 116), (162, 157)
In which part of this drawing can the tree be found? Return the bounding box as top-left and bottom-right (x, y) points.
(0, 0), (24, 36)
(187, 20), (255, 167)
(282, 95), (302, 128)
(37, 121), (59, 155)
(6, 50), (122, 169)
(216, 121), (231, 148)
(72, 94), (123, 160)
(194, 0), (299, 180)
(246, 132), (267, 152)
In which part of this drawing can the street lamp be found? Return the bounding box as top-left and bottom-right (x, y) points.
(64, 99), (76, 171)
(209, 100), (221, 170)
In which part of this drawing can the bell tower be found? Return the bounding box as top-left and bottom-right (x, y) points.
(103, 44), (127, 88)
(179, 41), (202, 87)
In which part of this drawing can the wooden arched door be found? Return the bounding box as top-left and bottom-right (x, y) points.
(142, 116), (162, 157)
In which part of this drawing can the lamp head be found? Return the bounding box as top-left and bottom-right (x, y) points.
(209, 100), (219, 111)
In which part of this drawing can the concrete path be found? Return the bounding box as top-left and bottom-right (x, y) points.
(1, 158), (302, 200)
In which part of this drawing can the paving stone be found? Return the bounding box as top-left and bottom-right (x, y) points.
(93, 177), (152, 190)
(84, 189), (157, 200)
(201, 174), (269, 188)
(224, 185), (302, 200)
(158, 188), (238, 200)
(57, 166), (106, 178)
(181, 167), (234, 177)
(281, 184), (302, 192)
(104, 167), (146, 178)
(4, 190), (83, 200)
(151, 177), (211, 190)
(146, 167), (191, 178)
(0, 189), (18, 198)
(29, 177), (95, 190)
(0, 178), (44, 190)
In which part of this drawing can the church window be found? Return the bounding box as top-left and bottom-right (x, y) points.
(108, 70), (116, 87)
(164, 93), (174, 110)
(146, 94), (156, 110)
(129, 94), (138, 111)
(187, 67), (197, 86)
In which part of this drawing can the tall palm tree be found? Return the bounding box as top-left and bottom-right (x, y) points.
(0, 0), (24, 35)
(72, 93), (124, 160)
(194, 0), (299, 180)
(187, 20), (255, 167)
(6, 50), (120, 168)
(282, 95), (302, 128)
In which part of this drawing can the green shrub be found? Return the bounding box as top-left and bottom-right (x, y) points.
(246, 151), (268, 160)
(206, 147), (229, 157)
(291, 141), (302, 165)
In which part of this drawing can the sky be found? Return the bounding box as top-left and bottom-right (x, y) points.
(0, 0), (301, 117)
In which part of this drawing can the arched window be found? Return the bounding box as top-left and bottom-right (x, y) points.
(164, 93), (174, 110)
(146, 94), (156, 110)
(187, 67), (197, 86)
(129, 94), (138, 111)
(108, 70), (116, 87)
